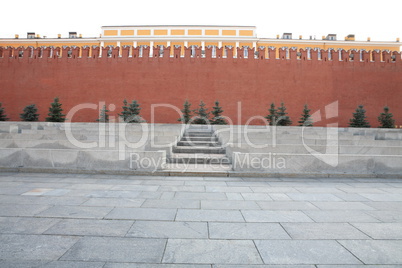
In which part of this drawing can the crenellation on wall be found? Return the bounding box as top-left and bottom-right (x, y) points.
(257, 47), (265, 60)
(392, 51), (401, 62)
(121, 45), (130, 58)
(382, 50), (392, 63)
(81, 46), (91, 58)
(0, 45), (400, 65)
(279, 47), (287, 60)
(173, 46), (181, 58)
(268, 47), (276, 60)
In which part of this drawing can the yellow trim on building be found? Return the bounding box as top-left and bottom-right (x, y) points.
(222, 42), (236, 47)
(137, 30), (151, 36)
(205, 42), (219, 47)
(120, 41), (133, 47)
(205, 30), (219, 36)
(104, 30), (118, 36)
(188, 41), (202, 47)
(137, 41), (150, 46)
(188, 29), (202, 35)
(154, 30), (168, 36)
(222, 30), (236, 36)
(240, 30), (253, 36)
(154, 41), (168, 46)
(104, 42), (117, 47)
(171, 29), (185, 35)
(121, 30), (134, 36)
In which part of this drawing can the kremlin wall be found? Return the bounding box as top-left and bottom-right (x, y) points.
(0, 45), (401, 127)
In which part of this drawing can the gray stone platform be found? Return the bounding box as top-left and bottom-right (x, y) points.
(1, 122), (402, 177)
(1, 171), (402, 267)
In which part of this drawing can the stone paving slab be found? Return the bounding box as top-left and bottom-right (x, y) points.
(351, 222), (402, 239)
(0, 234), (79, 261)
(303, 210), (381, 222)
(281, 222), (370, 239)
(105, 264), (210, 268)
(213, 265), (315, 268)
(209, 222), (291, 239)
(364, 201), (402, 210)
(286, 193), (343, 201)
(201, 200), (260, 210)
(365, 210), (402, 222)
(36, 205), (113, 219)
(126, 221), (208, 238)
(311, 201), (376, 210)
(240, 193), (273, 200)
(61, 236), (167, 263)
(317, 265), (402, 268)
(0, 261), (49, 268)
(257, 201), (319, 210)
(254, 240), (362, 265)
(162, 239), (263, 264)
(175, 209), (245, 222)
(242, 210), (314, 222)
(141, 199), (200, 209)
(0, 195), (88, 205)
(105, 207), (177, 221)
(0, 217), (59, 235)
(0, 203), (50, 216)
(41, 261), (105, 268)
(338, 240), (402, 264)
(81, 197), (145, 207)
(44, 219), (134, 236)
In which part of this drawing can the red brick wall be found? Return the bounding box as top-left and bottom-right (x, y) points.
(0, 46), (401, 127)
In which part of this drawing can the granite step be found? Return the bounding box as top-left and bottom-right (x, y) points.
(167, 153), (231, 165)
(173, 146), (225, 154)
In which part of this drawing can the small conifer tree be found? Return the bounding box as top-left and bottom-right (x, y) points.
(378, 106), (395, 128)
(46, 97), (66, 122)
(298, 104), (313, 126)
(20, 104), (39, 121)
(96, 105), (109, 123)
(178, 100), (193, 124)
(349, 105), (370, 128)
(276, 102), (292, 126)
(0, 103), (9, 121)
(119, 99), (145, 123)
(211, 100), (227, 125)
(193, 100), (210, 124)
(119, 99), (131, 122)
(265, 103), (277, 126)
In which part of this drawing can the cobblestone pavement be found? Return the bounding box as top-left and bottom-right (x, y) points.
(1, 172), (402, 267)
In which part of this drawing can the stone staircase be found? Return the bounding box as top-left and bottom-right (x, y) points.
(167, 126), (231, 169)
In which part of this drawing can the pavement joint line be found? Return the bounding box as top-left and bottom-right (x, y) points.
(252, 239), (265, 264)
(347, 222), (376, 240)
(335, 239), (366, 265)
(278, 222), (294, 239)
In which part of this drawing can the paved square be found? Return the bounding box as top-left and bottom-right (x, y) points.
(1, 172), (402, 266)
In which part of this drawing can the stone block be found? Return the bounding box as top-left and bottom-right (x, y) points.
(126, 221), (208, 238)
(254, 240), (361, 264)
(9, 125), (19, 133)
(61, 236), (166, 263)
(162, 239), (263, 264)
(0, 234), (79, 261)
(0, 148), (23, 168)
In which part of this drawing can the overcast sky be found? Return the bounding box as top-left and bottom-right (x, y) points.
(1, 0), (401, 43)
